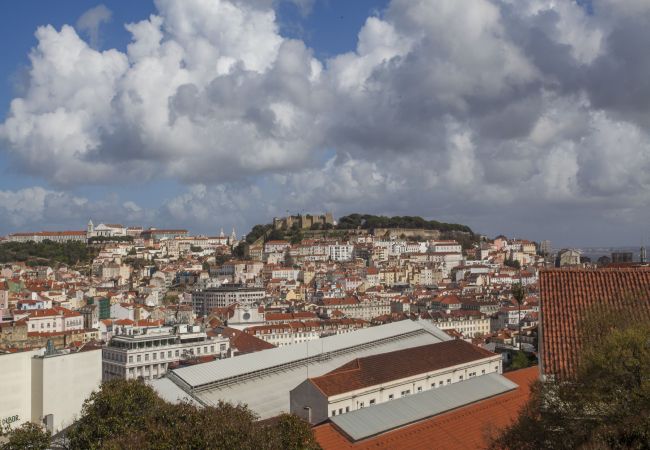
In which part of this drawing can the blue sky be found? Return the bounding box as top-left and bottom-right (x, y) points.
(0, 0), (649, 247)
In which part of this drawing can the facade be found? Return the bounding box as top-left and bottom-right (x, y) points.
(0, 347), (102, 434)
(290, 339), (502, 424)
(273, 213), (333, 230)
(328, 244), (354, 261)
(102, 324), (230, 381)
(140, 229), (189, 241)
(191, 286), (266, 316)
(319, 298), (391, 321)
(245, 319), (369, 347)
(6, 231), (87, 243)
(423, 311), (491, 337)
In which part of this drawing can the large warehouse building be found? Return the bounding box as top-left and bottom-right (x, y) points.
(149, 320), (452, 418)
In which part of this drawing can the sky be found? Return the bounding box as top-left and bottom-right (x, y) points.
(0, 0), (649, 247)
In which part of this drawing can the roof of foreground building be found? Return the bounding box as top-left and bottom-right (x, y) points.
(150, 320), (451, 418)
(313, 367), (538, 450)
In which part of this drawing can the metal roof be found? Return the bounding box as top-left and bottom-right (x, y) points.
(147, 377), (201, 407)
(330, 372), (518, 442)
(151, 320), (451, 419)
(169, 320), (450, 389)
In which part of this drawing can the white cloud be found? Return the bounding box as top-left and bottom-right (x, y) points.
(76, 4), (112, 49)
(3, 0), (650, 244)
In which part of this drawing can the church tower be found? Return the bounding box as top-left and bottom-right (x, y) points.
(230, 227), (237, 245)
(87, 219), (94, 237)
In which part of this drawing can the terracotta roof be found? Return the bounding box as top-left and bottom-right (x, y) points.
(540, 267), (650, 379)
(313, 367), (539, 449)
(28, 306), (81, 318)
(219, 326), (275, 354)
(310, 340), (497, 397)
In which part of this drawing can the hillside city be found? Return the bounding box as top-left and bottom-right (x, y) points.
(2, 212), (647, 448)
(2, 0), (650, 447)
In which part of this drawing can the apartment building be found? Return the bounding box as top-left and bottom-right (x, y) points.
(102, 324), (229, 381)
(191, 286), (266, 316)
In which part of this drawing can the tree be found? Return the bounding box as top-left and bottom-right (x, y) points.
(489, 300), (650, 449)
(510, 351), (530, 370)
(65, 379), (321, 450)
(1, 423), (51, 450)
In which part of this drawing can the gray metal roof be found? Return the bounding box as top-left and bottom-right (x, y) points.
(330, 372), (518, 442)
(147, 377), (201, 407)
(151, 320), (451, 419)
(170, 320), (450, 389)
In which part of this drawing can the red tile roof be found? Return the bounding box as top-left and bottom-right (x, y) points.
(219, 326), (275, 354)
(540, 267), (650, 379)
(313, 367), (539, 450)
(310, 340), (497, 397)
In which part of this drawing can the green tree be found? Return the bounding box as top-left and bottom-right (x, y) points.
(510, 351), (530, 370)
(1, 422), (51, 450)
(65, 379), (321, 450)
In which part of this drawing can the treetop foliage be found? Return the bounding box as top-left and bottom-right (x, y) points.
(0, 241), (92, 266)
(60, 379), (321, 450)
(336, 214), (473, 233)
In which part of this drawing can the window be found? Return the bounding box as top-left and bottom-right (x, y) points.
(388, 394), (394, 400)
(168, 351), (172, 358)
(346, 406), (350, 412)
(331, 410), (336, 417)
(145, 354), (149, 361)
(137, 355), (141, 362)
(482, 369), (485, 374)
(431, 383), (435, 388)
(338, 408), (343, 414)
(447, 379), (451, 384)
(359, 402), (365, 408)
(459, 375), (463, 380)
(417, 386), (422, 392)
(175, 350), (180, 357)
(128, 356), (133, 363)
(369, 399), (375, 405)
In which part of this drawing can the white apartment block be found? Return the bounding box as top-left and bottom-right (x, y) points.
(328, 244), (354, 261)
(191, 286), (266, 316)
(102, 324), (230, 381)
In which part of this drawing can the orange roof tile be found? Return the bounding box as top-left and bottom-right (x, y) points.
(310, 340), (497, 397)
(540, 267), (650, 379)
(313, 367), (539, 450)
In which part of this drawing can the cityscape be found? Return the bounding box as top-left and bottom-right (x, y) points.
(1, 1), (649, 450)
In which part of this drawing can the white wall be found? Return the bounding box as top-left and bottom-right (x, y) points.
(31, 349), (102, 434)
(0, 350), (39, 430)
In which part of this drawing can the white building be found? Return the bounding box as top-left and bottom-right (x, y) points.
(102, 324), (230, 381)
(328, 244), (354, 262)
(191, 286), (266, 316)
(0, 346), (102, 434)
(290, 339), (502, 424)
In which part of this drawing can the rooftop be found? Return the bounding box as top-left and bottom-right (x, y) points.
(310, 340), (497, 397)
(540, 267), (650, 379)
(313, 367), (538, 449)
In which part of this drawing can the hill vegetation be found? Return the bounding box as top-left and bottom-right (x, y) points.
(336, 214), (473, 234)
(0, 241), (93, 267)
